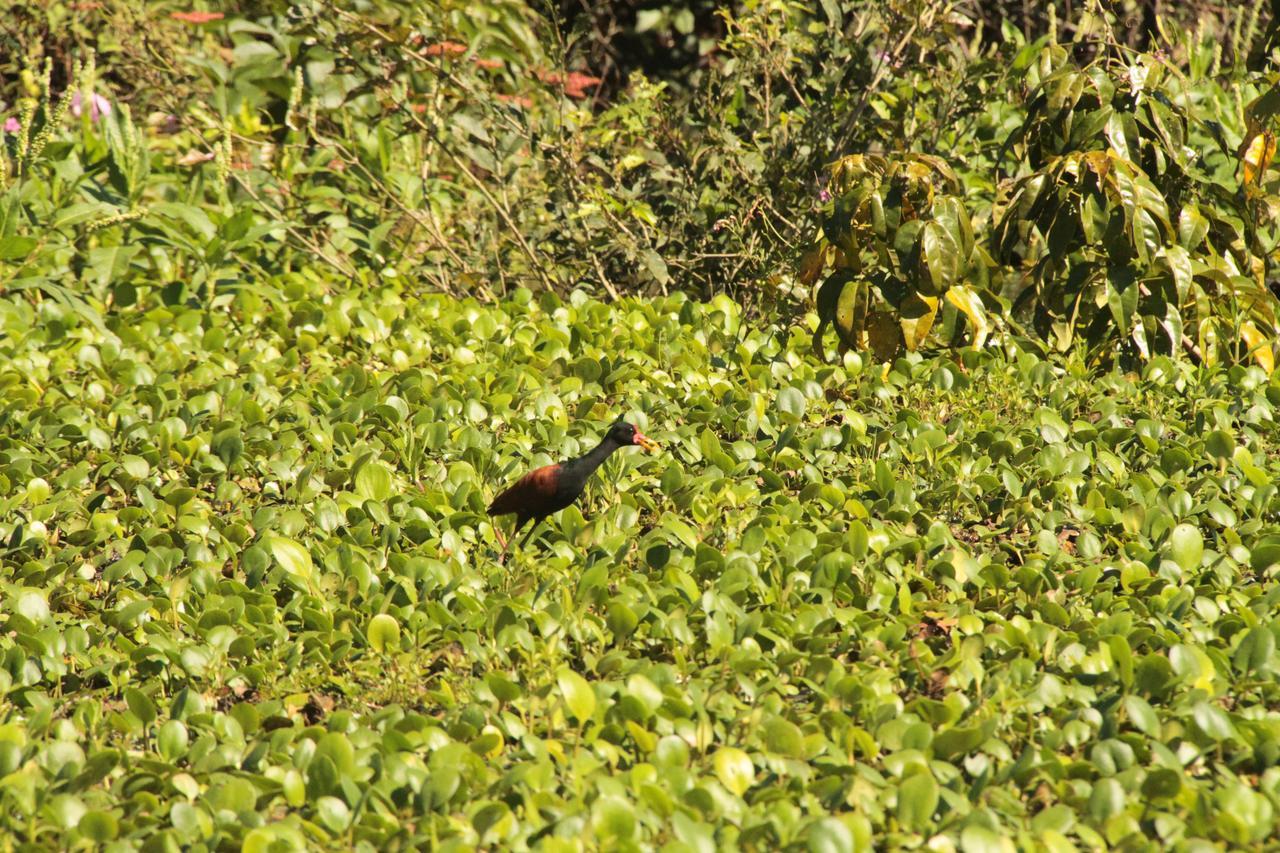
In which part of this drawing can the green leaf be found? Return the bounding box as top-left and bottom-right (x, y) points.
(354, 460), (394, 501)
(1160, 245), (1193, 304)
(14, 589), (50, 623)
(777, 387), (807, 420)
(1177, 204), (1209, 249)
(1087, 778), (1125, 821)
(120, 455), (150, 479)
(157, 720), (189, 761)
(1123, 694), (1158, 734)
(1233, 627), (1276, 675)
(1192, 701), (1236, 741)
(763, 717), (806, 758)
(896, 773), (938, 832)
(556, 668), (596, 723)
(367, 613), (400, 653)
(807, 817), (854, 853)
(0, 236), (37, 261)
(211, 429), (244, 467)
(78, 810), (119, 842)
(818, 0), (842, 27)
(932, 724), (986, 759)
(1108, 635), (1134, 689)
(1167, 523), (1204, 572)
(1205, 430), (1235, 460)
(713, 747), (755, 796)
(315, 795), (351, 832)
(641, 249), (670, 285)
(960, 825), (1014, 853)
(265, 535), (313, 582)
(124, 688), (157, 726)
(152, 202), (217, 242)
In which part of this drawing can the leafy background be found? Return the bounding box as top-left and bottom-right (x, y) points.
(3, 0), (1280, 849)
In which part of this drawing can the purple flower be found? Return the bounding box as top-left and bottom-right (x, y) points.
(3, 117), (19, 133)
(819, 188), (832, 203)
(71, 92), (112, 122)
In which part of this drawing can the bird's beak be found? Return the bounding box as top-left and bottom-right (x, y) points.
(634, 432), (659, 452)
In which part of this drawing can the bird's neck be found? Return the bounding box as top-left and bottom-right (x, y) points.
(565, 435), (620, 478)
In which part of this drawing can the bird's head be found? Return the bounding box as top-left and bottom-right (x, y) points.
(608, 419), (659, 452)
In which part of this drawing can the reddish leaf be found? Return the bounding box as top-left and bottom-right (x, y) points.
(170, 10), (224, 23)
(424, 41), (467, 57)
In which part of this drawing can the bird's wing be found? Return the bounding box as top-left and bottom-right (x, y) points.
(487, 464), (560, 516)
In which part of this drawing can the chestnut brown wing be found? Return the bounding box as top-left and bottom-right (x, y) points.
(487, 464), (562, 517)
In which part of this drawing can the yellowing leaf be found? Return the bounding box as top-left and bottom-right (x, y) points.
(920, 222), (959, 294)
(713, 747), (755, 796)
(899, 293), (939, 351)
(946, 284), (990, 349)
(1240, 320), (1274, 374)
(1242, 131), (1277, 188)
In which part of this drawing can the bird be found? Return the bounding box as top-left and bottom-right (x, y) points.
(487, 419), (659, 562)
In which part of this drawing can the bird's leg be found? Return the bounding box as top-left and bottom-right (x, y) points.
(499, 517), (527, 565)
(516, 518), (541, 551)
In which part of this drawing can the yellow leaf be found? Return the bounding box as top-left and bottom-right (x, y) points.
(1240, 319), (1274, 374)
(899, 293), (939, 351)
(945, 285), (991, 349)
(1242, 131), (1277, 187)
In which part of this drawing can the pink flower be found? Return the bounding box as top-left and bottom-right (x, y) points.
(3, 117), (19, 133)
(71, 92), (112, 122)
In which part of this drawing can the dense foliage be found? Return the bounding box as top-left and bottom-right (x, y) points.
(4, 290), (1280, 848)
(5, 0), (1276, 362)
(4, 0), (1280, 850)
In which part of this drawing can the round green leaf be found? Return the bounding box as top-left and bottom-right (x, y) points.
(78, 810), (118, 842)
(355, 461), (394, 501)
(592, 796), (636, 840)
(1167, 523), (1204, 572)
(157, 720), (189, 761)
(315, 795), (351, 832)
(713, 747), (755, 796)
(367, 613), (400, 654)
(807, 817), (854, 853)
(1087, 778), (1125, 821)
(1205, 430), (1235, 460)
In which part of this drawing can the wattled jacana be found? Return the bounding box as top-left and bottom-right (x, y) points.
(488, 419), (659, 561)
